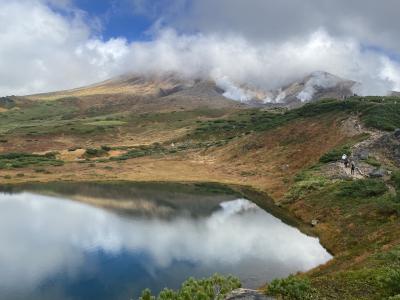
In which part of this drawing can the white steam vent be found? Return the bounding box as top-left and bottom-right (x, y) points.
(215, 76), (256, 102)
(297, 71), (342, 102)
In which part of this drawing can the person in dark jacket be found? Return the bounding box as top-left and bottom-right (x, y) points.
(350, 160), (355, 175)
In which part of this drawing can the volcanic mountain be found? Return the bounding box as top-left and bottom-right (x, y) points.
(23, 71), (358, 111)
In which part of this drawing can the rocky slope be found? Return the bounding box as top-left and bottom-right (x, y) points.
(236, 71), (356, 107)
(267, 71), (356, 107)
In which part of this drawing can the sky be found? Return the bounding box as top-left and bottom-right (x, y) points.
(0, 0), (400, 96)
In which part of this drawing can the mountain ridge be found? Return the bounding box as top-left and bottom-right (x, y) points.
(23, 71), (398, 111)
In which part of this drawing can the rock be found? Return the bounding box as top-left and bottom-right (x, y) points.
(394, 128), (400, 139)
(369, 168), (386, 178)
(311, 219), (318, 226)
(357, 149), (370, 160)
(225, 289), (273, 300)
(280, 164), (289, 171)
(370, 133), (400, 167)
(0, 96), (16, 109)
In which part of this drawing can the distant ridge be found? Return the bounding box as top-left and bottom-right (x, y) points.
(24, 71), (399, 111)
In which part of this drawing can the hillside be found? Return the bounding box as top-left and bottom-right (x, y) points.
(0, 75), (400, 299)
(25, 74), (246, 112)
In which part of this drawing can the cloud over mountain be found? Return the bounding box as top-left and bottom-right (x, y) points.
(0, 0), (399, 97)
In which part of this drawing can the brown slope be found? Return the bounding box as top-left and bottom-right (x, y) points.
(25, 74), (246, 113)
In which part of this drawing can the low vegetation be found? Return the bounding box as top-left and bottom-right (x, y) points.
(0, 152), (63, 169)
(190, 97), (400, 144)
(392, 172), (400, 202)
(336, 179), (388, 198)
(379, 268), (400, 299)
(138, 274), (241, 300)
(266, 275), (315, 300)
(84, 147), (108, 158)
(319, 144), (351, 163)
(361, 101), (400, 131)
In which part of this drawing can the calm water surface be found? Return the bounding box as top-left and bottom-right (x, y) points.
(0, 182), (331, 300)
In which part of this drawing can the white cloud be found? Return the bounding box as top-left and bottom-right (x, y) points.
(0, 0), (399, 97)
(150, 0), (400, 55)
(125, 29), (400, 96)
(0, 0), (130, 96)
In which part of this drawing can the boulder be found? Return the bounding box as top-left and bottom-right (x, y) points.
(369, 168), (386, 178)
(225, 289), (273, 300)
(394, 128), (400, 139)
(357, 149), (370, 160)
(370, 133), (400, 167)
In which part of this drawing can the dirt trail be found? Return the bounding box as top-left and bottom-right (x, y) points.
(330, 117), (386, 180)
(352, 130), (385, 154)
(336, 161), (364, 179)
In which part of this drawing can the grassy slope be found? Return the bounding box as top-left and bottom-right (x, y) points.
(0, 96), (400, 299)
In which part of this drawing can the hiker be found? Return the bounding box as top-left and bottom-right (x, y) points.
(350, 160), (355, 175)
(342, 154), (348, 168)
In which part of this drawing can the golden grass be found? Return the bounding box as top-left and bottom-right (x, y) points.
(0, 114), (350, 200)
(27, 79), (179, 101)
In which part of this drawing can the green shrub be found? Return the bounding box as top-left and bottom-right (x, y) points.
(364, 156), (381, 167)
(139, 289), (155, 300)
(392, 172), (400, 202)
(138, 274), (241, 300)
(336, 179), (387, 198)
(287, 176), (327, 201)
(44, 151), (58, 159)
(319, 145), (351, 163)
(101, 145), (111, 151)
(379, 268), (400, 297)
(375, 245), (400, 266)
(85, 148), (100, 156)
(84, 148), (107, 158)
(267, 275), (315, 300)
(362, 103), (400, 131)
(0, 152), (63, 169)
(393, 172), (400, 190)
(375, 198), (400, 216)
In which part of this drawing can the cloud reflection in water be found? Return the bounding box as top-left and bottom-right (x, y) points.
(0, 192), (331, 299)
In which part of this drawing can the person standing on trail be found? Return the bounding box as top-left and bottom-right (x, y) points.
(350, 160), (355, 175)
(342, 154), (348, 167)
(342, 154), (349, 168)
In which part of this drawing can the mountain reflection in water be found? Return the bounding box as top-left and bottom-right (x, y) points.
(0, 183), (331, 300)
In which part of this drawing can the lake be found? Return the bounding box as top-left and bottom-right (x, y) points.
(0, 182), (332, 300)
